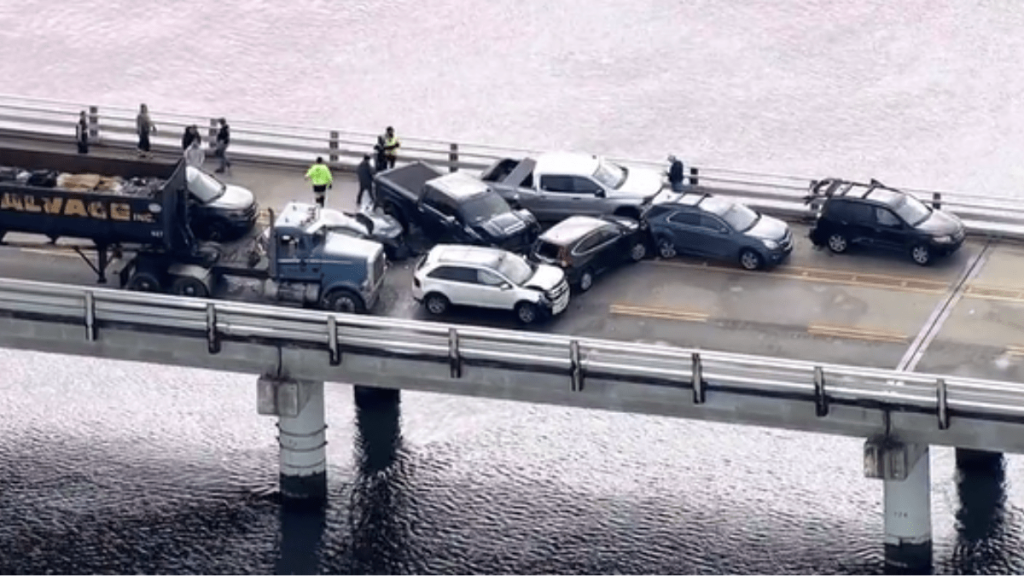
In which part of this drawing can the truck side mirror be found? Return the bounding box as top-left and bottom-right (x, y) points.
(594, 189), (606, 199)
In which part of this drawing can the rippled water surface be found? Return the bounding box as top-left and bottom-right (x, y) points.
(2, 1), (1024, 574)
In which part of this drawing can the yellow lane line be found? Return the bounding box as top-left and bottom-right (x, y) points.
(644, 260), (949, 295)
(16, 248), (81, 259)
(609, 303), (709, 323)
(807, 323), (908, 344)
(1006, 345), (1024, 358)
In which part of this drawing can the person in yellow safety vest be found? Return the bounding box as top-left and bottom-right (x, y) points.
(382, 126), (400, 169)
(305, 156), (333, 207)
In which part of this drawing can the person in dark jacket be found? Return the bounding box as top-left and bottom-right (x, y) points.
(181, 125), (201, 150)
(214, 118), (232, 174)
(356, 154), (375, 209)
(75, 111), (89, 154)
(668, 155), (686, 192)
(373, 135), (388, 172)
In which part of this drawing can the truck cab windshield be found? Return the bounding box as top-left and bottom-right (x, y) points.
(458, 192), (511, 224)
(593, 159), (626, 189)
(186, 167), (227, 204)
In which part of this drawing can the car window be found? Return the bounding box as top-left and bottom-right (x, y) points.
(574, 232), (603, 253)
(459, 192), (511, 224)
(827, 200), (872, 223)
(571, 177), (602, 195)
(534, 240), (562, 261)
(699, 214), (728, 232)
(477, 269), (506, 286)
(494, 252), (534, 284)
(428, 265), (477, 283)
(667, 211), (700, 226)
(539, 175), (575, 194)
(892, 194), (932, 226)
(875, 207), (902, 228)
(423, 189), (457, 218)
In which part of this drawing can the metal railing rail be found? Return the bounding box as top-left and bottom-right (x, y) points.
(1, 93), (1023, 240)
(1, 276), (1023, 435)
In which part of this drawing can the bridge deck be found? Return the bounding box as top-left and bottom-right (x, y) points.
(1, 135), (1022, 383)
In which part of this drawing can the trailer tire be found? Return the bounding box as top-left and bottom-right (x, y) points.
(323, 289), (366, 314)
(171, 276), (210, 298)
(127, 271), (162, 292)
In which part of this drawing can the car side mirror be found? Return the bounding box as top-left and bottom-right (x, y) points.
(594, 189), (606, 198)
(500, 282), (512, 290)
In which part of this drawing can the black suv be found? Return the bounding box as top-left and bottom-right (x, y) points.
(806, 178), (966, 266)
(529, 215), (647, 291)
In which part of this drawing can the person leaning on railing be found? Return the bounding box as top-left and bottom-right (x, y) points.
(136, 103), (157, 158)
(75, 111), (88, 154)
(668, 155), (685, 192)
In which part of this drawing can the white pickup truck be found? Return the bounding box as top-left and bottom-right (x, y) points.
(481, 152), (665, 223)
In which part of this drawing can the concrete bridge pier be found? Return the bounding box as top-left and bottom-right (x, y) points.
(257, 375), (328, 504)
(864, 438), (932, 572)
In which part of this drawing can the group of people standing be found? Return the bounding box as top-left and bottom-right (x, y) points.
(73, 103), (232, 174)
(304, 126), (401, 208)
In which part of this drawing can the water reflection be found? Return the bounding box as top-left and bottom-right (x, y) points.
(350, 386), (409, 575)
(953, 452), (1009, 574)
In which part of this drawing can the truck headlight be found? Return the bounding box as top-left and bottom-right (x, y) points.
(761, 239), (779, 250)
(934, 235), (953, 244)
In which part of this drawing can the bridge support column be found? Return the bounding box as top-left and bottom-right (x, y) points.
(257, 375), (327, 504)
(354, 384), (400, 407)
(864, 438), (932, 572)
(955, 448), (1002, 472)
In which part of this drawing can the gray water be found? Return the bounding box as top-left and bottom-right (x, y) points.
(1, 1), (1023, 573)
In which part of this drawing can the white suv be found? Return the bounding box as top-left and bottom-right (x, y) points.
(412, 244), (570, 324)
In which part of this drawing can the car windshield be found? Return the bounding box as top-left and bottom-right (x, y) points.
(706, 198), (759, 232)
(593, 159), (627, 189)
(459, 192), (511, 224)
(495, 252), (534, 285)
(893, 194), (932, 226)
(187, 168), (226, 203)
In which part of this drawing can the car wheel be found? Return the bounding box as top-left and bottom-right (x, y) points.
(629, 241), (647, 262)
(515, 301), (539, 325)
(424, 293), (449, 316)
(170, 276), (210, 298)
(657, 237), (677, 259)
(578, 269), (595, 292)
(323, 289), (366, 314)
(910, 244), (932, 266)
(827, 233), (849, 254)
(739, 248), (764, 271)
(127, 271), (161, 292)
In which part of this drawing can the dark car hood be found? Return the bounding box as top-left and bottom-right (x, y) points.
(474, 211), (531, 240)
(916, 210), (963, 235)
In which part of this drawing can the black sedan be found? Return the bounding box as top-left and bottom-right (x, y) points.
(529, 215), (647, 292)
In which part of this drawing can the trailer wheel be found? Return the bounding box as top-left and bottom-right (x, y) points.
(171, 276), (210, 298)
(323, 289), (366, 314)
(127, 271), (162, 292)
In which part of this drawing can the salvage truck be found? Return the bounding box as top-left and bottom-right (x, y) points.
(481, 152), (665, 223)
(0, 147), (386, 313)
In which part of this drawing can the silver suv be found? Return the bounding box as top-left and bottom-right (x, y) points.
(412, 244), (570, 324)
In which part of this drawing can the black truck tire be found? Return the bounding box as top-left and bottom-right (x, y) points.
(127, 270), (162, 292)
(322, 289), (366, 314)
(170, 276), (211, 298)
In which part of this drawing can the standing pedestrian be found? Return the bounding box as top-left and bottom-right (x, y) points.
(136, 103), (157, 158)
(356, 154), (375, 209)
(75, 111), (89, 154)
(181, 125), (200, 150)
(382, 126), (400, 169)
(668, 155), (686, 192)
(373, 135), (388, 172)
(184, 138), (205, 167)
(214, 118), (232, 174)
(304, 157), (333, 207)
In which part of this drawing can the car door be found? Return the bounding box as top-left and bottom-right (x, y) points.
(664, 210), (703, 256)
(569, 176), (607, 216)
(274, 232), (321, 281)
(427, 265), (478, 306)
(476, 267), (518, 309)
(419, 189), (457, 240)
(871, 206), (909, 251)
(574, 227), (620, 273)
(696, 213), (735, 259)
(537, 175), (578, 221)
(828, 200), (874, 246)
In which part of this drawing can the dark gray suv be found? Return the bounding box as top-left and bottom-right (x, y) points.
(645, 193), (793, 270)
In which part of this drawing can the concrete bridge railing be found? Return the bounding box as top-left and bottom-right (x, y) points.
(1, 93), (1024, 241)
(1, 275), (1023, 454)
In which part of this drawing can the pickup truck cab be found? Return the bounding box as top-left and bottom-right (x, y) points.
(375, 162), (539, 253)
(482, 152), (665, 223)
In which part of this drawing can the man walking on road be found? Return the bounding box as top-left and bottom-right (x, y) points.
(668, 155), (686, 192)
(382, 126), (400, 169)
(214, 118), (232, 174)
(75, 111), (89, 154)
(356, 154), (375, 210)
(136, 103), (157, 158)
(305, 157), (333, 207)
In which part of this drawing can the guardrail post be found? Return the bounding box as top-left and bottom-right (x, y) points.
(691, 352), (705, 404)
(329, 131), (339, 163)
(448, 328), (462, 378)
(327, 315), (340, 366)
(569, 340), (582, 392)
(84, 291), (96, 342)
(814, 366), (828, 417)
(208, 118), (218, 143)
(689, 167), (699, 186)
(931, 193), (942, 210)
(936, 378), (948, 430)
(449, 143), (459, 173)
(206, 303), (220, 354)
(87, 106), (99, 139)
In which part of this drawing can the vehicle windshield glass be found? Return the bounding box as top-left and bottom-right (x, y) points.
(459, 192), (511, 224)
(187, 168), (226, 203)
(495, 252), (534, 285)
(593, 159), (627, 189)
(705, 198), (759, 232)
(893, 194), (931, 226)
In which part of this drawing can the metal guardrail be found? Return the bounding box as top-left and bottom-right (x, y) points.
(1, 93), (1023, 240)
(0, 276), (1022, 431)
